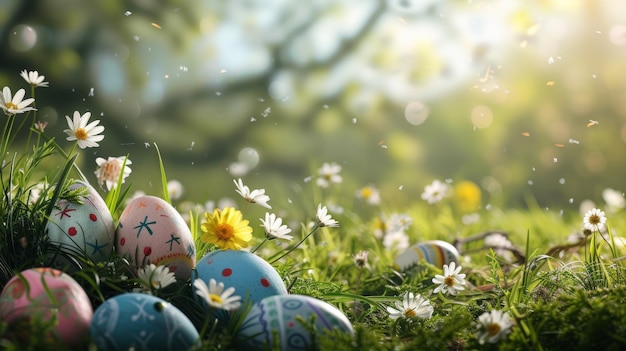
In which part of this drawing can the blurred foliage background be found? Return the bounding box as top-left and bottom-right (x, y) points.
(1, 0), (626, 211)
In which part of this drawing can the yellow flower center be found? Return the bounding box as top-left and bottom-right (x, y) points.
(215, 223), (234, 241)
(75, 128), (88, 140)
(589, 214), (600, 225)
(403, 308), (417, 318)
(444, 276), (455, 287)
(486, 323), (501, 336)
(209, 293), (223, 304)
(361, 187), (373, 199)
(5, 102), (18, 110)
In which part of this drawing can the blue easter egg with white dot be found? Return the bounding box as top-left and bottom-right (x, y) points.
(237, 294), (354, 351)
(194, 250), (287, 310)
(90, 293), (199, 351)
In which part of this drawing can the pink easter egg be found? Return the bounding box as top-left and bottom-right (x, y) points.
(115, 195), (196, 280)
(0, 268), (93, 346)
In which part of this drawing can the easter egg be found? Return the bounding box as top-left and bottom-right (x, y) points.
(90, 293), (199, 351)
(194, 250), (287, 309)
(0, 268), (93, 346)
(46, 180), (115, 263)
(116, 195), (196, 280)
(237, 294), (354, 351)
(394, 240), (460, 271)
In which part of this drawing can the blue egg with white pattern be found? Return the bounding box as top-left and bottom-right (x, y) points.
(237, 294), (354, 351)
(90, 293), (199, 351)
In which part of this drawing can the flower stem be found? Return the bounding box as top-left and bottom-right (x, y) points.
(269, 224), (320, 264)
(251, 238), (268, 254)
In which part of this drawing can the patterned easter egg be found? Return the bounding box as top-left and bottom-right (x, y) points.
(394, 240), (460, 271)
(0, 268), (93, 346)
(116, 195), (196, 280)
(194, 250), (287, 309)
(90, 293), (199, 351)
(237, 294), (354, 351)
(46, 180), (115, 263)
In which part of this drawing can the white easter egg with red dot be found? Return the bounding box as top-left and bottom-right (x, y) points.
(0, 268), (93, 346)
(194, 250), (287, 308)
(115, 195), (196, 279)
(46, 180), (115, 263)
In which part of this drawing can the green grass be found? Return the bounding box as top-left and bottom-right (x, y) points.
(2, 83), (626, 350)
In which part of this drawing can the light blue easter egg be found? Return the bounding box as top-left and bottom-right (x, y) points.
(237, 294), (354, 351)
(90, 293), (199, 351)
(394, 240), (460, 271)
(46, 180), (115, 263)
(194, 250), (287, 309)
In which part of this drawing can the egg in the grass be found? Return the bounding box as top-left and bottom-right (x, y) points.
(237, 294), (354, 351)
(90, 293), (199, 351)
(115, 195), (196, 280)
(45, 180), (115, 263)
(194, 250), (287, 309)
(0, 268), (93, 346)
(394, 240), (460, 271)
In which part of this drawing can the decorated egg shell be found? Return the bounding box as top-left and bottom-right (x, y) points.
(394, 240), (460, 271)
(46, 180), (115, 263)
(0, 268), (93, 346)
(90, 293), (199, 351)
(194, 250), (287, 309)
(237, 294), (354, 351)
(116, 195), (196, 280)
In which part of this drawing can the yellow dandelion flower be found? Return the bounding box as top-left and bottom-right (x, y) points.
(453, 180), (482, 213)
(200, 207), (252, 250)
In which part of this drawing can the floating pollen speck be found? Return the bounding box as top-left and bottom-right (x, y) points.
(151, 22), (162, 29)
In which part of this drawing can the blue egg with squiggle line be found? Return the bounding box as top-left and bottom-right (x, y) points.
(237, 294), (354, 351)
(90, 293), (199, 351)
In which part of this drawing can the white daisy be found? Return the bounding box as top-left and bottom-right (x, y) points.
(94, 156), (132, 190)
(477, 310), (513, 344)
(316, 203), (339, 227)
(136, 264), (176, 292)
(20, 70), (49, 87)
(260, 212), (293, 241)
(386, 292), (433, 320)
(382, 231), (409, 252)
(354, 250), (369, 268)
(63, 111), (105, 149)
(386, 213), (413, 233)
(355, 185), (381, 205)
(316, 162), (342, 188)
(432, 261), (467, 296)
(583, 208), (607, 232)
(194, 278), (242, 311)
(233, 178), (271, 209)
(421, 179), (450, 204)
(0, 87), (36, 115)
(167, 179), (184, 200)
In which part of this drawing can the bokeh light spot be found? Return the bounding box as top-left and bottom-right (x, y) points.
(404, 101), (430, 125)
(471, 105), (494, 129)
(9, 25), (37, 52)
